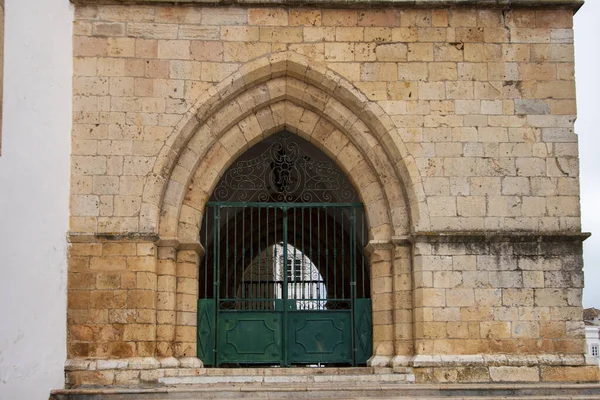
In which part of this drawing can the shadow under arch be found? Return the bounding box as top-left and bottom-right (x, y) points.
(143, 51), (429, 244)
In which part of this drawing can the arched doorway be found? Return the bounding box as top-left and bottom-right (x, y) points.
(197, 132), (372, 367)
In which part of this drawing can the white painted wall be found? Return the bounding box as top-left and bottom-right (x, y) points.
(0, 0), (73, 398)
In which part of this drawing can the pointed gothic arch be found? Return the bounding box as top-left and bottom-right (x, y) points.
(142, 52), (429, 245)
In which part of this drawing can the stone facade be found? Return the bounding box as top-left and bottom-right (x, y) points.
(67, 0), (598, 386)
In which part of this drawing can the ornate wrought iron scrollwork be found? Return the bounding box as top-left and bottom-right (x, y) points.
(212, 133), (357, 203)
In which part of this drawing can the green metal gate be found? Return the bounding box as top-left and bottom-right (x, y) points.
(196, 133), (372, 367)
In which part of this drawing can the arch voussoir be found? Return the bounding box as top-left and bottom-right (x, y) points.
(148, 51), (428, 245)
(171, 98), (398, 244)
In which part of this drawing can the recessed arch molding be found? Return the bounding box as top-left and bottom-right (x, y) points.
(143, 51), (429, 247)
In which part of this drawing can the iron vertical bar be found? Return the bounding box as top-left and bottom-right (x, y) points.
(234, 207), (237, 305)
(349, 207), (356, 365)
(341, 208), (345, 300)
(266, 207), (269, 310)
(274, 207), (278, 302)
(351, 207), (357, 365)
(226, 207), (229, 300)
(317, 207), (321, 308)
(293, 207), (297, 302)
(258, 207), (261, 310)
(213, 206), (220, 366)
(242, 207), (246, 307)
(282, 206), (289, 366)
(325, 208), (329, 310)
(333, 208), (337, 300)
(204, 207), (208, 298)
(309, 207), (312, 305)
(362, 210), (366, 299)
(301, 207), (305, 305)
(250, 208), (254, 310)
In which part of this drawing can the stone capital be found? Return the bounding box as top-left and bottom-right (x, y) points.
(157, 237), (205, 257)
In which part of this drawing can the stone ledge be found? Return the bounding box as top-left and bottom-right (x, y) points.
(408, 354), (593, 368)
(69, 0), (584, 11)
(412, 231), (591, 244)
(64, 357), (205, 387)
(405, 354), (599, 384)
(65, 357), (201, 371)
(68, 231), (590, 244)
(68, 232), (160, 243)
(413, 364), (600, 384)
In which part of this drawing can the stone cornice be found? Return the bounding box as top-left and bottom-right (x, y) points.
(67, 232), (206, 255)
(412, 231), (591, 243)
(68, 232), (160, 243)
(68, 231), (590, 246)
(69, 0), (584, 11)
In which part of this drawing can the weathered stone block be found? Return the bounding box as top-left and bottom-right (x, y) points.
(541, 366), (600, 382)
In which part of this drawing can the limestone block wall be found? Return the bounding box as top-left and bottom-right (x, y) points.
(70, 5), (580, 234)
(68, 239), (158, 358)
(66, 0), (597, 384)
(413, 236), (585, 355)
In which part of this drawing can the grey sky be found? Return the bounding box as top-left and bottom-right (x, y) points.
(575, 1), (600, 308)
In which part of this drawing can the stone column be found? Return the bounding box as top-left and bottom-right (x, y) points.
(174, 249), (200, 357)
(391, 237), (413, 367)
(366, 241), (394, 367)
(155, 245), (177, 357)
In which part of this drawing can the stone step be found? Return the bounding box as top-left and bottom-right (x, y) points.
(158, 368), (412, 385)
(189, 367), (397, 376)
(50, 382), (600, 400)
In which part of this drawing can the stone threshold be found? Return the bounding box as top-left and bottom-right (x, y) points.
(69, 0), (584, 11)
(158, 371), (412, 385)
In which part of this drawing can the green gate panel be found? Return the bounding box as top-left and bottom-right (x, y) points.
(197, 299), (216, 366)
(354, 299), (373, 365)
(217, 311), (283, 365)
(287, 311), (352, 364)
(201, 200), (371, 367)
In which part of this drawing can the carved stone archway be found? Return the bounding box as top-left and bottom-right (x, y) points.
(149, 52), (424, 366)
(142, 52), (429, 238)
